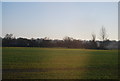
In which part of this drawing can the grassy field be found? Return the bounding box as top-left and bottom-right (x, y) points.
(2, 47), (118, 79)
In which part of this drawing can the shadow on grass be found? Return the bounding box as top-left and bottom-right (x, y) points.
(81, 50), (118, 79)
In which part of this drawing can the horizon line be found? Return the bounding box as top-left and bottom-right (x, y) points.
(1, 36), (118, 41)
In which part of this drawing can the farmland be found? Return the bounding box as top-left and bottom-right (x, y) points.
(2, 47), (118, 79)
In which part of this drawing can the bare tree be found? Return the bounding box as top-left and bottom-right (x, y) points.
(91, 33), (96, 42)
(63, 36), (73, 48)
(100, 26), (108, 41)
(44, 37), (50, 40)
(4, 34), (13, 39)
(91, 33), (97, 49)
(63, 36), (73, 42)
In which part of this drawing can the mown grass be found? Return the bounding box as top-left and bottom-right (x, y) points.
(2, 47), (118, 79)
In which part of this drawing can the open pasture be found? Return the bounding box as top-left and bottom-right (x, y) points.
(2, 47), (118, 79)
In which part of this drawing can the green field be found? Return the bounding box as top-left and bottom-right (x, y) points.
(2, 47), (118, 79)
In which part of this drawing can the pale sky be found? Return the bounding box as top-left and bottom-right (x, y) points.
(2, 2), (118, 40)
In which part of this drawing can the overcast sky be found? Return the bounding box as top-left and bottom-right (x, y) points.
(2, 2), (118, 40)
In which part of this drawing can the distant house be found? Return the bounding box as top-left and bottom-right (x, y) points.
(105, 41), (118, 50)
(96, 41), (100, 48)
(96, 41), (118, 50)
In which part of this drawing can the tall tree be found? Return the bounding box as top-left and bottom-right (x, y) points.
(90, 33), (97, 49)
(100, 26), (108, 41)
(91, 32), (96, 42)
(99, 26), (108, 49)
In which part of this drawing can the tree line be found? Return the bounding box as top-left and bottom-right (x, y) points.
(1, 27), (119, 49)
